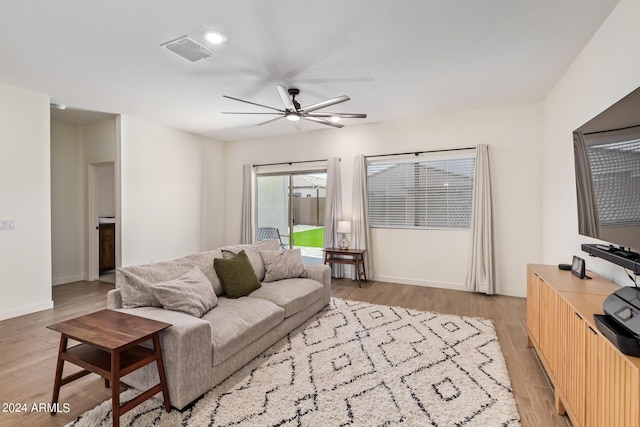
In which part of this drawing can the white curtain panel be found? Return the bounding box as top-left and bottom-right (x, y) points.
(240, 164), (254, 244)
(465, 144), (494, 294)
(323, 157), (344, 278)
(351, 154), (373, 280)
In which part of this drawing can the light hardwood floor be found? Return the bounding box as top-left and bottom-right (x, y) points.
(0, 278), (570, 427)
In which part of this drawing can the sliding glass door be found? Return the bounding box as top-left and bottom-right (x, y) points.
(256, 171), (326, 262)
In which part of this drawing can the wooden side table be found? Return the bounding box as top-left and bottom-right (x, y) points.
(323, 248), (368, 288)
(47, 309), (172, 427)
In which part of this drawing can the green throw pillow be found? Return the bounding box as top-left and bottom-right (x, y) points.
(213, 250), (261, 298)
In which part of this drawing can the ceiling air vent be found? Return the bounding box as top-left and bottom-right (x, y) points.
(161, 35), (214, 62)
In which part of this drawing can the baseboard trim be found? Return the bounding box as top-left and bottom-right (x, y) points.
(0, 300), (54, 321)
(374, 275), (468, 292)
(495, 287), (526, 298)
(52, 275), (84, 286)
(373, 275), (526, 298)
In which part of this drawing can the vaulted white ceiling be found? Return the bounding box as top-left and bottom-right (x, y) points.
(0, 1), (618, 141)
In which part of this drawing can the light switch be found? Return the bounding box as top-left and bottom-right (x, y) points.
(0, 219), (16, 231)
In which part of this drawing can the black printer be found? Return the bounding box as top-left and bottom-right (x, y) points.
(595, 286), (640, 357)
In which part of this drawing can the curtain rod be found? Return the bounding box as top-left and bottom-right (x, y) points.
(364, 146), (476, 159)
(253, 158), (339, 168)
(582, 124), (640, 136)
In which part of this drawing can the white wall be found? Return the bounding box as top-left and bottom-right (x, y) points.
(96, 164), (115, 217)
(83, 119), (116, 161)
(542, 0), (640, 285)
(51, 120), (84, 285)
(0, 82), (53, 320)
(119, 115), (225, 267)
(225, 103), (543, 297)
(202, 140), (227, 249)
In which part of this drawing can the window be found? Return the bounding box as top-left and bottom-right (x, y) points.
(366, 155), (475, 229)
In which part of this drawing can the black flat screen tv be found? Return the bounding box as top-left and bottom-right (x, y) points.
(574, 86), (640, 252)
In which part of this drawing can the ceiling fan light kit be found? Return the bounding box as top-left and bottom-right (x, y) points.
(222, 85), (367, 129)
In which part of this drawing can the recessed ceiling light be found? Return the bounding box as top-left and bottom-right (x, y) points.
(202, 30), (226, 44)
(50, 103), (67, 110)
(330, 116), (341, 123)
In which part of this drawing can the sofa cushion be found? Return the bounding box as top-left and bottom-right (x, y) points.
(214, 250), (262, 298)
(183, 249), (224, 296)
(117, 249), (224, 308)
(248, 278), (324, 318)
(260, 248), (307, 282)
(201, 297), (284, 366)
(220, 239), (280, 281)
(150, 267), (218, 317)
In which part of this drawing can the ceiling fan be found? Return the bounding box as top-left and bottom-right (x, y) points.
(222, 86), (366, 129)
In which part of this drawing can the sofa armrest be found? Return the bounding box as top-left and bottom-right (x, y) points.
(305, 264), (331, 304)
(107, 289), (123, 309)
(304, 263), (331, 286)
(114, 306), (213, 409)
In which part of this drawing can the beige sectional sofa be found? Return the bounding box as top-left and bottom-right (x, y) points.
(106, 239), (331, 410)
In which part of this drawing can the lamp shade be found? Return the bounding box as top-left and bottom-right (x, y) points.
(337, 221), (351, 234)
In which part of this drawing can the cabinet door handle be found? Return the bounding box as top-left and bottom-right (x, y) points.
(575, 312), (583, 320)
(588, 326), (597, 335)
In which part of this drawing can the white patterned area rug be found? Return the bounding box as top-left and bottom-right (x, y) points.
(67, 298), (521, 426)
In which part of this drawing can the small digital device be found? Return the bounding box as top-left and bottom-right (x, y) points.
(571, 255), (586, 279)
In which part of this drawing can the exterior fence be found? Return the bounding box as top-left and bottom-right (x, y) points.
(293, 197), (325, 226)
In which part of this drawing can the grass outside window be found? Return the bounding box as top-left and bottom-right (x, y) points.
(292, 228), (324, 248)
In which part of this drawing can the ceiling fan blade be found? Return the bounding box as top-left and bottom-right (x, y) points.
(303, 116), (345, 129)
(300, 95), (350, 113)
(293, 77), (375, 84)
(223, 95), (284, 113)
(306, 112), (367, 119)
(222, 112), (283, 115)
(276, 85), (296, 112)
(256, 116), (285, 126)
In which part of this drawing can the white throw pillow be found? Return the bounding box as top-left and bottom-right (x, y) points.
(150, 266), (218, 317)
(260, 249), (307, 282)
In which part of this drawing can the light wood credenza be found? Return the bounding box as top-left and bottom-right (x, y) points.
(527, 264), (640, 427)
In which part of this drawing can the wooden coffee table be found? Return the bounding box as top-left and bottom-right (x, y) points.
(48, 309), (172, 427)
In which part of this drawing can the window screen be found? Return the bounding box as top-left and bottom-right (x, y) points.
(366, 156), (475, 229)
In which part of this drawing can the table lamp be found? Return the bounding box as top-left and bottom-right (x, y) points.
(337, 221), (351, 250)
